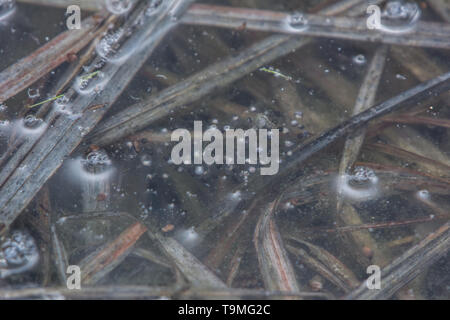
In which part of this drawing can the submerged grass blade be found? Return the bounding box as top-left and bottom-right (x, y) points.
(182, 4), (450, 49)
(336, 45), (391, 268)
(0, 0), (195, 229)
(79, 222), (148, 285)
(0, 14), (107, 103)
(197, 71), (450, 236)
(150, 232), (227, 289)
(254, 198), (301, 293)
(345, 220), (450, 300)
(87, 0), (380, 146)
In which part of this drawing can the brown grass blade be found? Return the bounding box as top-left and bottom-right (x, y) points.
(79, 222), (148, 285)
(254, 198), (301, 293)
(345, 220), (450, 299)
(0, 13), (107, 103)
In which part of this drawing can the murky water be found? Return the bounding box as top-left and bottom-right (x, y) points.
(0, 0), (449, 299)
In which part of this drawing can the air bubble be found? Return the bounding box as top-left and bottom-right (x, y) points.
(27, 88), (40, 99)
(65, 150), (115, 184)
(379, 1), (421, 34)
(105, 0), (133, 15)
(286, 11), (309, 32)
(15, 114), (47, 136)
(194, 166), (204, 175)
(96, 28), (124, 60)
(337, 167), (379, 201)
(0, 230), (39, 279)
(74, 71), (109, 95)
(353, 54), (366, 65)
(53, 95), (81, 120)
(95, 27), (141, 64)
(82, 150), (112, 169)
(416, 189), (430, 200)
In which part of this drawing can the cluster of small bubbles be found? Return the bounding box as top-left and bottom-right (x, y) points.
(380, 1), (421, 33)
(54, 94), (69, 106)
(16, 114), (47, 136)
(66, 150), (115, 184)
(105, 0), (133, 15)
(23, 114), (41, 127)
(74, 71), (108, 95)
(337, 166), (379, 201)
(82, 150), (111, 168)
(96, 28), (124, 60)
(0, 230), (39, 279)
(350, 166), (378, 184)
(286, 11), (309, 32)
(74, 126), (87, 137)
(94, 58), (108, 70)
(383, 1), (419, 20)
(53, 95), (81, 120)
(0, 103), (6, 112)
(27, 88), (40, 99)
(353, 54), (367, 65)
(0, 0), (16, 21)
